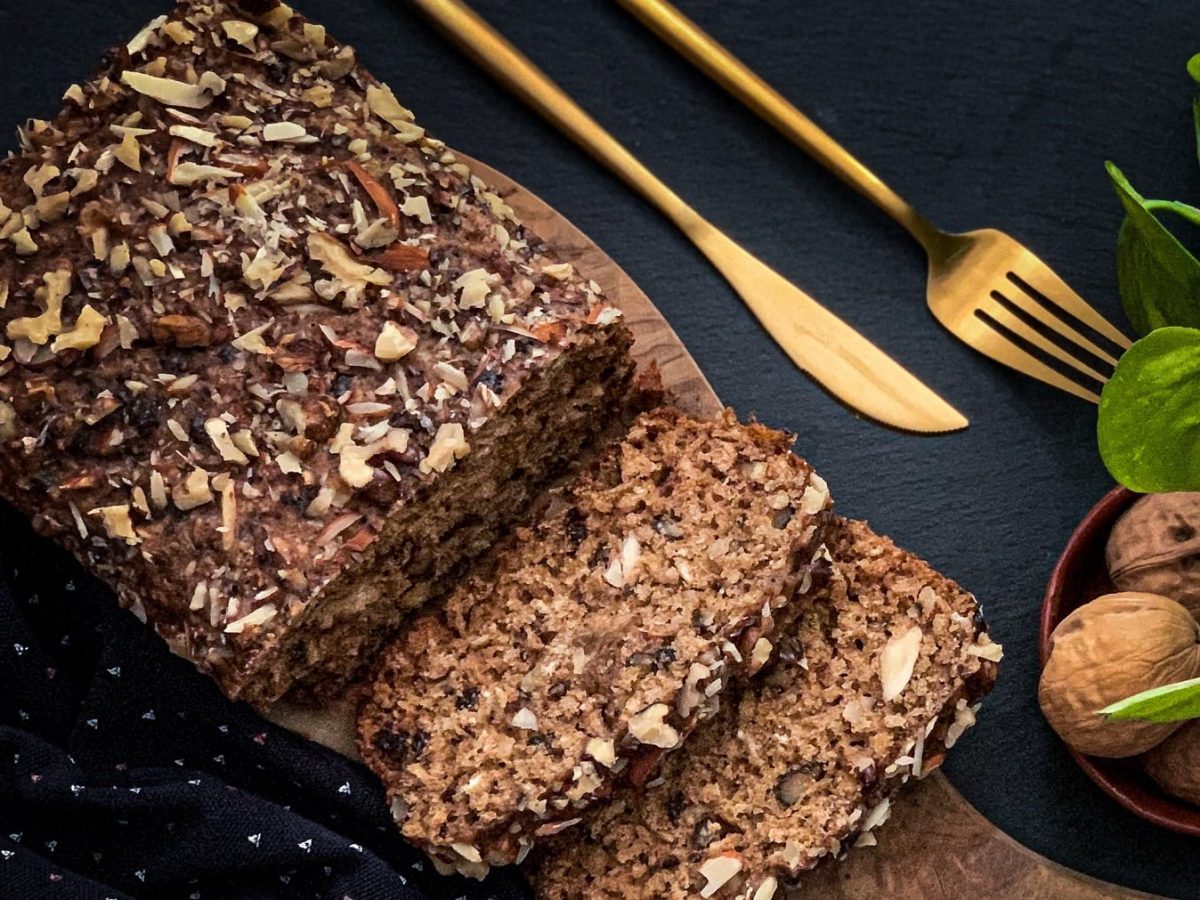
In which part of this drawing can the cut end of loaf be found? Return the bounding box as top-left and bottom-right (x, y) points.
(356, 408), (834, 876)
(529, 517), (1000, 899)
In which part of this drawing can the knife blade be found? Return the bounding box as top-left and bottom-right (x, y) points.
(410, 0), (968, 433)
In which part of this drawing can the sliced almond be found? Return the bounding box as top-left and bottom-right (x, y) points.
(880, 625), (922, 702)
(366, 84), (425, 142)
(168, 124), (218, 147)
(120, 70), (225, 109)
(262, 121), (316, 143)
(698, 854), (743, 899)
(221, 19), (260, 49)
(224, 604), (277, 634)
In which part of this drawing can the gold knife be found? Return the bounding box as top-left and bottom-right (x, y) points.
(410, 0), (968, 433)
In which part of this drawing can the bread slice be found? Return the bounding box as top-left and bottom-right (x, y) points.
(357, 409), (834, 876)
(0, 0), (633, 704)
(530, 518), (1001, 899)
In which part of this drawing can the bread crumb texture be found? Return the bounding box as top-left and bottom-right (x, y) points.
(357, 409), (834, 876)
(530, 518), (999, 899)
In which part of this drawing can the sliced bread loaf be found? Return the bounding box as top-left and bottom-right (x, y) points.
(357, 409), (834, 876)
(530, 517), (1001, 899)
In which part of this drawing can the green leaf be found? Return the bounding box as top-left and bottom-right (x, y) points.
(1193, 95), (1200, 168)
(1100, 675), (1200, 723)
(1189, 52), (1200, 83)
(1108, 162), (1200, 335)
(1098, 326), (1200, 492)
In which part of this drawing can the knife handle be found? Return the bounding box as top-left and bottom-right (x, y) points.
(616, 0), (939, 249)
(410, 0), (709, 241)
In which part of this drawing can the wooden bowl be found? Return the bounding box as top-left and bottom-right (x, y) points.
(1040, 485), (1200, 836)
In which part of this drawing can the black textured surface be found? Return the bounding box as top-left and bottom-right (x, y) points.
(0, 0), (1196, 896)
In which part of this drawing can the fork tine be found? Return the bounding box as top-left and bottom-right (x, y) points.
(999, 281), (1121, 367)
(1009, 255), (1133, 350)
(981, 293), (1109, 384)
(957, 311), (1102, 403)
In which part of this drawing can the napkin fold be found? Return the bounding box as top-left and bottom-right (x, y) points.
(0, 503), (528, 900)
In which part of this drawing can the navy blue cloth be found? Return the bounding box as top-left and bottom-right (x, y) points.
(0, 501), (526, 900)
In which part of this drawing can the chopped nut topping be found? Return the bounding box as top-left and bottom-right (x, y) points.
(541, 262), (574, 280)
(374, 321), (418, 361)
(966, 636), (1004, 662)
(452, 268), (496, 310)
(168, 161), (242, 187)
(419, 423), (470, 475)
(366, 84), (425, 142)
(168, 125), (219, 147)
(120, 70), (226, 109)
(205, 419), (249, 464)
(449, 842), (482, 864)
(7, 267), (70, 345)
(23, 163), (60, 196)
(300, 84), (334, 107)
(800, 473), (830, 515)
(231, 322), (273, 355)
(224, 604), (278, 634)
(51, 305), (107, 352)
(307, 232), (389, 305)
(627, 703), (679, 749)
(399, 195), (432, 225)
(125, 14), (167, 55)
(88, 505), (140, 545)
(262, 121), (317, 144)
(221, 19), (259, 49)
(11, 228), (38, 256)
(35, 191), (71, 223)
(172, 468), (213, 511)
(880, 625), (922, 702)
(750, 637), (773, 670)
(698, 854), (743, 898)
(585, 737), (616, 768)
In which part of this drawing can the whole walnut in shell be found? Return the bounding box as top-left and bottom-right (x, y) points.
(1039, 592), (1200, 758)
(1143, 719), (1200, 806)
(1107, 493), (1200, 617)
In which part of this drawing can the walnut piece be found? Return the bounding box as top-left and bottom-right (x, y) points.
(1107, 493), (1200, 617)
(1039, 592), (1200, 757)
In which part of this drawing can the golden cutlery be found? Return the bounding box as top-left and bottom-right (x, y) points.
(411, 0), (968, 433)
(619, 0), (1131, 404)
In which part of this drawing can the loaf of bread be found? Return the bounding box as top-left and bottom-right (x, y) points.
(357, 409), (834, 877)
(0, 0), (633, 704)
(530, 518), (1001, 899)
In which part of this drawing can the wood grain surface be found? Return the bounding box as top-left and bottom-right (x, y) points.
(267, 156), (1144, 900)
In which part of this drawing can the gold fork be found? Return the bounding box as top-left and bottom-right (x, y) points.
(620, 0), (1133, 403)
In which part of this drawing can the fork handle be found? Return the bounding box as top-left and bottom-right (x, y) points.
(618, 0), (943, 251)
(411, 0), (711, 242)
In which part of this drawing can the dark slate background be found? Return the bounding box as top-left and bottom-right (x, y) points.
(1, 0), (1197, 896)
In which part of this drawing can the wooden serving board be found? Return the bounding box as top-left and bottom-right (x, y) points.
(268, 156), (1146, 900)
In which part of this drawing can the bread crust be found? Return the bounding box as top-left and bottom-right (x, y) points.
(0, 0), (631, 702)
